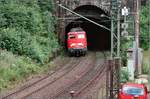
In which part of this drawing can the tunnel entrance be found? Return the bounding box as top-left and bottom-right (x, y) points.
(65, 5), (111, 51)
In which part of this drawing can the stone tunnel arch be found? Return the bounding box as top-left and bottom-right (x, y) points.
(65, 5), (111, 51)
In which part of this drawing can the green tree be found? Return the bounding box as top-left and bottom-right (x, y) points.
(0, 0), (60, 63)
(140, 5), (149, 50)
(38, 0), (55, 12)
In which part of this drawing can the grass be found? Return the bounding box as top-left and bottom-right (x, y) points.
(0, 50), (57, 91)
(143, 51), (150, 89)
(142, 51), (150, 74)
(143, 51), (150, 64)
(120, 67), (130, 83)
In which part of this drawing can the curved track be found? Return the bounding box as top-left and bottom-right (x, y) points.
(26, 52), (96, 99)
(2, 52), (107, 99)
(54, 52), (107, 99)
(74, 52), (109, 99)
(2, 56), (82, 99)
(2, 52), (96, 99)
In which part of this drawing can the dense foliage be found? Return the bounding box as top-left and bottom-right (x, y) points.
(0, 0), (60, 64)
(0, 50), (40, 90)
(140, 5), (149, 50)
(120, 68), (130, 83)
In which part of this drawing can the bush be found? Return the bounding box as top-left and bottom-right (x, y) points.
(142, 63), (150, 74)
(38, 0), (55, 12)
(0, 0), (60, 63)
(0, 0), (61, 91)
(140, 5), (149, 50)
(0, 28), (31, 54)
(0, 50), (41, 90)
(120, 68), (130, 83)
(0, 1), (42, 33)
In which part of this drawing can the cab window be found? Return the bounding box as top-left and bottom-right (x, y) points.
(122, 86), (144, 95)
(69, 34), (75, 39)
(78, 34), (84, 39)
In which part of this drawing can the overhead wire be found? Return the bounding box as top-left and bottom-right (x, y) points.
(55, 2), (111, 31)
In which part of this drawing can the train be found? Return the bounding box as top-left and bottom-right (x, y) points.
(67, 27), (87, 56)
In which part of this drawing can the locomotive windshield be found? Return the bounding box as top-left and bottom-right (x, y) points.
(78, 34), (85, 39)
(122, 86), (144, 95)
(69, 34), (75, 39)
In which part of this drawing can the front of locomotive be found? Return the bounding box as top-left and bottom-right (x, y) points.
(67, 27), (87, 56)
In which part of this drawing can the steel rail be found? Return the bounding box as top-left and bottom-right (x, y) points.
(49, 54), (96, 99)
(73, 59), (107, 97)
(53, 52), (107, 99)
(2, 57), (82, 99)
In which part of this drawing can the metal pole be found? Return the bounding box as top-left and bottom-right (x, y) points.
(106, 60), (110, 99)
(114, 57), (121, 99)
(111, 19), (114, 58)
(135, 0), (140, 76)
(109, 59), (114, 99)
(110, 0), (114, 58)
(117, 3), (121, 57)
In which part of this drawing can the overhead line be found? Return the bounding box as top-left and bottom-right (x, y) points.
(57, 3), (111, 31)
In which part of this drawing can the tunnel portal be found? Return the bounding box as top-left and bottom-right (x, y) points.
(65, 5), (111, 51)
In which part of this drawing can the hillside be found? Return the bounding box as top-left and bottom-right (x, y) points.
(0, 0), (60, 91)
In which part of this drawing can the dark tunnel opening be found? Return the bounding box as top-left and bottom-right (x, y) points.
(64, 5), (111, 51)
(65, 17), (111, 51)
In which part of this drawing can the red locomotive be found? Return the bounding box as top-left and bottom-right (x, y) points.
(67, 27), (87, 56)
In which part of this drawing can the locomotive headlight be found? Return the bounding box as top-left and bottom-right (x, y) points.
(134, 95), (139, 99)
(78, 43), (83, 46)
(71, 43), (76, 47)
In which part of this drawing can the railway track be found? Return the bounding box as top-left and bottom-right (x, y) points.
(75, 52), (109, 99)
(1, 56), (83, 99)
(26, 52), (96, 99)
(74, 64), (107, 99)
(54, 52), (107, 99)
(74, 62), (106, 97)
(2, 52), (96, 99)
(2, 52), (107, 99)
